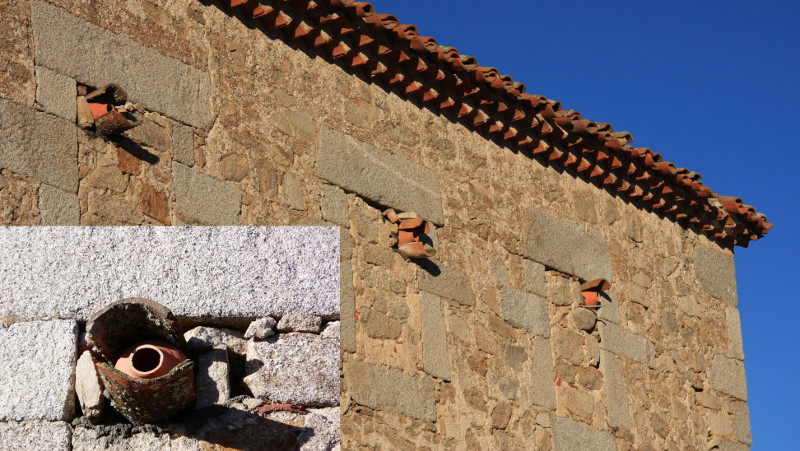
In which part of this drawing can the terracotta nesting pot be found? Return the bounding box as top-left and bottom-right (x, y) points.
(582, 291), (600, 306)
(115, 340), (188, 379)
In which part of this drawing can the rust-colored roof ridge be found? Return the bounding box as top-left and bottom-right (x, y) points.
(217, 0), (770, 247)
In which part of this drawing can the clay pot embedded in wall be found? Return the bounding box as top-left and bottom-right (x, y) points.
(94, 109), (140, 136)
(580, 278), (611, 307)
(582, 290), (600, 306)
(115, 340), (188, 379)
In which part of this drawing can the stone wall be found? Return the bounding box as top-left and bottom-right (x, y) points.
(0, 1), (750, 449)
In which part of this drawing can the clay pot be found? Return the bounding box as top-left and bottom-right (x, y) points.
(582, 291), (599, 306)
(88, 102), (112, 119)
(115, 340), (188, 379)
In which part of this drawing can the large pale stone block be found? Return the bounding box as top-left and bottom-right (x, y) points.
(710, 354), (748, 401)
(0, 227), (339, 320)
(523, 259), (547, 296)
(552, 416), (615, 451)
(421, 292), (450, 381)
(599, 322), (647, 363)
(418, 265), (475, 306)
(345, 360), (436, 421)
(30, 1), (212, 128)
(35, 66), (75, 121)
(320, 184), (349, 227)
(340, 260), (356, 352)
(244, 333), (339, 406)
(525, 210), (613, 282)
(0, 320), (78, 421)
(0, 421), (72, 451)
(0, 98), (77, 193)
(531, 337), (556, 408)
(173, 163), (242, 225)
(318, 127), (444, 225)
(731, 401), (752, 446)
(600, 350), (631, 428)
(726, 306), (745, 360)
(694, 244), (738, 305)
(38, 184), (79, 225)
(500, 285), (549, 337)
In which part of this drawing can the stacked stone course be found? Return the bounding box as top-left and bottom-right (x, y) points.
(0, 0), (752, 449)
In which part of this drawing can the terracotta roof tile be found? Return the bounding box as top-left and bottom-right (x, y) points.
(218, 0), (772, 247)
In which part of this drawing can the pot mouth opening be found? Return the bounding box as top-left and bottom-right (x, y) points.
(131, 346), (162, 375)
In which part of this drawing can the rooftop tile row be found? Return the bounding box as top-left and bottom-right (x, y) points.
(220, 0), (771, 247)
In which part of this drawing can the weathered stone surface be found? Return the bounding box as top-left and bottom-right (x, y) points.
(35, 66), (75, 121)
(273, 109), (317, 142)
(320, 184), (349, 226)
(531, 337), (556, 408)
(277, 313), (322, 333)
(732, 401), (752, 445)
(599, 322), (647, 363)
(300, 407), (341, 451)
(38, 184), (79, 225)
(340, 260), (356, 352)
(185, 326), (247, 355)
(552, 416), (616, 451)
(0, 98), (77, 193)
(0, 227), (339, 319)
(30, 1), (212, 128)
(75, 350), (104, 423)
(694, 244), (738, 305)
(600, 350), (631, 428)
(71, 426), (201, 450)
(710, 354), (748, 401)
(0, 421), (71, 451)
(526, 210), (613, 282)
(716, 441), (750, 451)
(321, 320), (340, 340)
(523, 259), (546, 296)
(345, 360), (436, 421)
(726, 306), (745, 360)
(500, 285), (549, 336)
(173, 163), (242, 225)
(546, 273), (582, 306)
(678, 294), (702, 318)
(125, 119), (171, 152)
(172, 122), (194, 166)
(245, 316), (277, 339)
(570, 307), (597, 331)
(598, 291), (620, 324)
(283, 172), (306, 210)
(196, 344), (231, 408)
(244, 333), (339, 406)
(418, 265), (475, 306)
(318, 127), (444, 225)
(0, 320), (78, 421)
(421, 292), (450, 381)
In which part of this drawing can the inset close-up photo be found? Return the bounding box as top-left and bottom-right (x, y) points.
(0, 227), (340, 450)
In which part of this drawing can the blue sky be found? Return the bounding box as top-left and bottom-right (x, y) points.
(367, 1), (799, 448)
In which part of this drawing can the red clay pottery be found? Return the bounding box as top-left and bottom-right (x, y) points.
(88, 102), (111, 119)
(115, 340), (188, 379)
(582, 290), (600, 306)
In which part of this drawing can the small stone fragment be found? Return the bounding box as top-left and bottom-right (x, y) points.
(277, 313), (322, 333)
(244, 317), (277, 339)
(320, 321), (340, 340)
(184, 326), (247, 355)
(76, 96), (94, 128)
(75, 350), (105, 423)
(571, 307), (598, 331)
(195, 345), (231, 409)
